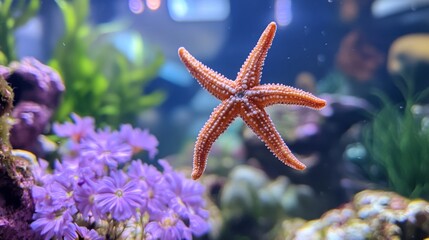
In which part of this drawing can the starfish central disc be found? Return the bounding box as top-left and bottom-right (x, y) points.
(235, 91), (246, 98)
(178, 22), (327, 180)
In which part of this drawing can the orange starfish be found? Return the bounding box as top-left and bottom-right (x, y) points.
(178, 22), (327, 180)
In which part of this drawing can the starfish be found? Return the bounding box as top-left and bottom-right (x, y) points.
(178, 22), (327, 180)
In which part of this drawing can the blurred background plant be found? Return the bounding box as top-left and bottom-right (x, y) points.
(1, 0), (164, 127)
(0, 0), (40, 64)
(49, 0), (164, 127)
(364, 72), (429, 200)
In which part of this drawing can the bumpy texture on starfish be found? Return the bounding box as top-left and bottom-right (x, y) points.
(179, 22), (327, 180)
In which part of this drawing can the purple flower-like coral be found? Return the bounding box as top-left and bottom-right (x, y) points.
(31, 114), (210, 239)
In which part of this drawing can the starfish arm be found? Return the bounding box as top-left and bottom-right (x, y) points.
(193, 100), (239, 180)
(240, 101), (306, 170)
(236, 22), (277, 90)
(178, 47), (236, 100)
(248, 84), (327, 109)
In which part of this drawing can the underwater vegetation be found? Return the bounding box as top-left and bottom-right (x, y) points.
(364, 75), (429, 200)
(0, 0), (164, 127)
(31, 114), (209, 239)
(49, 0), (164, 126)
(0, 0), (40, 63)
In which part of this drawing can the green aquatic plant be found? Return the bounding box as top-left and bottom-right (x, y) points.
(50, 0), (164, 126)
(0, 0), (40, 63)
(364, 75), (429, 199)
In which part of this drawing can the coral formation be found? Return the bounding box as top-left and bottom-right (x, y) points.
(282, 190), (429, 240)
(217, 165), (318, 239)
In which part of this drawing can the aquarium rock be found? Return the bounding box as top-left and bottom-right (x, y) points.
(7, 57), (64, 109)
(388, 34), (429, 75)
(0, 153), (39, 239)
(0, 75), (39, 239)
(2, 58), (64, 156)
(10, 102), (51, 154)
